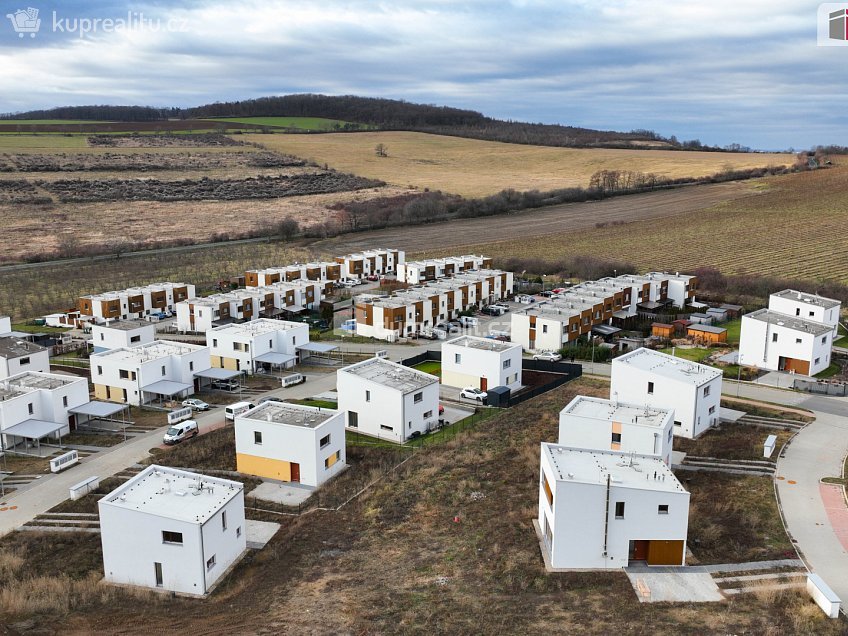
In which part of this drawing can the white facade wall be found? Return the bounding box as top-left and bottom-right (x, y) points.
(91, 323), (155, 353)
(738, 315), (832, 376)
(557, 398), (674, 466)
(0, 373), (89, 437)
(0, 317), (10, 335)
(99, 474), (245, 595)
(337, 367), (439, 443)
(610, 351), (722, 439)
(0, 346), (50, 380)
(235, 409), (346, 487)
(538, 454), (689, 570)
(207, 321), (309, 373)
(441, 337), (523, 391)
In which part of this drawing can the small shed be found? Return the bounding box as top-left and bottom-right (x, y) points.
(672, 319), (691, 336)
(687, 324), (727, 344)
(720, 303), (743, 319)
(706, 307), (729, 322)
(688, 312), (715, 325)
(486, 386), (511, 408)
(651, 323), (674, 338)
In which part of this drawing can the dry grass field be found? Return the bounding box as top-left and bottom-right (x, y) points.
(249, 131), (792, 197)
(469, 162), (848, 283)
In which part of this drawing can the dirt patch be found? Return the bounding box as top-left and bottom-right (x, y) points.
(86, 132), (252, 146)
(674, 424), (793, 461)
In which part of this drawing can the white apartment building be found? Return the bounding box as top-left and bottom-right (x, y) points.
(441, 335), (523, 392)
(557, 396), (674, 466)
(0, 338), (50, 380)
(0, 316), (11, 336)
(235, 402), (345, 487)
(355, 270), (514, 341)
(768, 289), (841, 335)
(99, 465), (246, 596)
(90, 340), (211, 405)
(336, 248), (404, 279)
(78, 282), (195, 323)
(246, 264), (339, 296)
(738, 309), (834, 376)
(207, 318), (309, 373)
(610, 347), (722, 439)
(337, 357), (439, 443)
(538, 444), (689, 569)
(91, 320), (155, 354)
(645, 272), (698, 308)
(0, 371), (90, 447)
(398, 255), (492, 285)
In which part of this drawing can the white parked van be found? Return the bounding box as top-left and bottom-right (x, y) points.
(225, 401), (256, 421)
(459, 316), (479, 328)
(163, 420), (198, 445)
(281, 373), (305, 388)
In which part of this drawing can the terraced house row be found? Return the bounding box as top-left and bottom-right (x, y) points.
(355, 270), (514, 341)
(175, 280), (322, 332)
(245, 248), (404, 290)
(397, 254), (493, 285)
(77, 282), (195, 323)
(512, 272), (697, 352)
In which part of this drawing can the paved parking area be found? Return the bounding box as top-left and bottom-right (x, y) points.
(624, 566), (724, 603)
(250, 481), (315, 506)
(439, 404), (475, 427)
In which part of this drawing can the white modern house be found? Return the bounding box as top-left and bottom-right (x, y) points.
(337, 357), (439, 443)
(0, 371), (90, 449)
(441, 335), (522, 392)
(99, 465), (246, 596)
(90, 340), (211, 405)
(558, 396), (674, 466)
(738, 309), (834, 376)
(537, 444), (690, 569)
(78, 282), (194, 324)
(768, 289), (841, 335)
(610, 347), (722, 439)
(235, 402), (345, 487)
(0, 338), (50, 380)
(207, 318), (309, 374)
(0, 316), (11, 336)
(90, 320), (155, 354)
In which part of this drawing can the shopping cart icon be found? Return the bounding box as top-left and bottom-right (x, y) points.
(6, 7), (41, 38)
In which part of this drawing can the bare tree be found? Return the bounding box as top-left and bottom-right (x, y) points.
(375, 143), (388, 157)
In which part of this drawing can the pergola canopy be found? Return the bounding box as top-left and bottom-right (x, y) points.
(142, 380), (192, 396)
(4, 419), (64, 440)
(69, 401), (126, 418)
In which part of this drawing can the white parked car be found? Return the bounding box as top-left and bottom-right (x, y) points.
(181, 398), (210, 411)
(533, 351), (562, 362)
(460, 387), (488, 401)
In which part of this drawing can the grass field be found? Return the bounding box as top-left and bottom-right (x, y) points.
(412, 360), (442, 377)
(204, 116), (368, 130)
(248, 130), (791, 197)
(472, 162), (848, 283)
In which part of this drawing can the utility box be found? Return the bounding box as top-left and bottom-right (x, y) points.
(763, 434), (777, 458)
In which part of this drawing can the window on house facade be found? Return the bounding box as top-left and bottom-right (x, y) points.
(97, 365), (103, 375)
(213, 339), (218, 347)
(254, 431), (262, 444)
(222, 511), (227, 531)
(189, 361), (194, 371)
(822, 336), (828, 344)
(161, 365), (166, 376)
(19, 357), (29, 366)
(708, 405), (716, 415)
(206, 555), (216, 570)
(162, 531), (183, 544)
(63, 395), (68, 407)
(658, 505), (669, 515)
(503, 359), (511, 369)
(455, 353), (461, 364)
(413, 392), (423, 403)
(772, 333), (778, 342)
(647, 381), (654, 394)
(703, 385), (710, 397)
(348, 411), (358, 428)
(27, 403), (34, 414)
(320, 434), (331, 448)
(615, 502), (625, 519)
(611, 432), (621, 444)
(380, 424), (393, 431)
(796, 338), (802, 344)
(424, 410), (433, 418)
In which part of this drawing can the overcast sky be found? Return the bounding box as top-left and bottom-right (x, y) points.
(1, 0), (845, 149)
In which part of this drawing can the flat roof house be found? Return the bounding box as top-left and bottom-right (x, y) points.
(207, 318), (309, 374)
(0, 337), (50, 380)
(99, 465), (246, 596)
(235, 402), (345, 487)
(558, 396), (674, 466)
(90, 340), (211, 405)
(78, 282), (194, 324)
(441, 335), (523, 392)
(738, 309), (834, 376)
(397, 254), (492, 285)
(0, 371), (90, 450)
(90, 320), (155, 353)
(768, 289), (841, 334)
(610, 347), (722, 439)
(538, 444), (689, 569)
(337, 357), (439, 443)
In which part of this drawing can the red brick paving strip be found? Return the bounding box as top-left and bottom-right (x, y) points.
(820, 483), (848, 551)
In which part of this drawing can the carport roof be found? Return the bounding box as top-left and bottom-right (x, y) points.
(297, 342), (338, 353)
(254, 352), (297, 365)
(591, 325), (621, 336)
(194, 368), (241, 380)
(69, 401), (126, 418)
(141, 380), (192, 396)
(4, 419), (64, 440)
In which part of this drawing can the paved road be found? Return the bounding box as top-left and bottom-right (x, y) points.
(775, 404), (848, 603)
